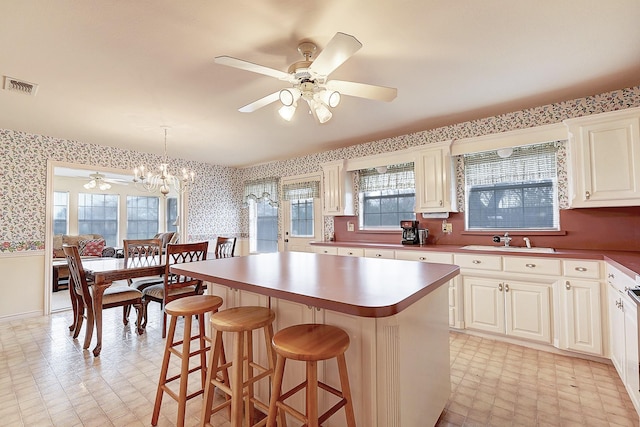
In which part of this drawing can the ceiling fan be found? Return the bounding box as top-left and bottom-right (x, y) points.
(84, 172), (126, 191)
(215, 32), (397, 124)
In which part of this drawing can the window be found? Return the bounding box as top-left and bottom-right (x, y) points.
(78, 193), (119, 246)
(166, 197), (178, 232)
(53, 191), (69, 235)
(245, 178), (279, 253)
(358, 163), (416, 229)
(282, 180), (320, 238)
(464, 142), (559, 230)
(250, 199), (278, 253)
(126, 196), (160, 239)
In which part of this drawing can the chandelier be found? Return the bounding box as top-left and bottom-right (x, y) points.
(133, 128), (195, 196)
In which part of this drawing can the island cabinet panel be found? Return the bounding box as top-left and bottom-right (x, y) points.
(565, 107), (640, 207)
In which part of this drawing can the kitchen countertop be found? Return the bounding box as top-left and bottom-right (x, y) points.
(311, 241), (640, 281)
(170, 251), (460, 317)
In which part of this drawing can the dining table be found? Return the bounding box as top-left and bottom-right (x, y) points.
(76, 256), (164, 356)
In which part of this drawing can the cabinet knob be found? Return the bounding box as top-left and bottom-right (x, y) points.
(498, 283), (503, 292)
(585, 191), (591, 199)
(439, 200), (443, 206)
(525, 263), (536, 268)
(504, 283), (510, 292)
(419, 257), (427, 261)
(376, 254), (382, 257)
(348, 252), (353, 255)
(575, 267), (587, 272)
(565, 281), (571, 290)
(472, 260), (481, 264)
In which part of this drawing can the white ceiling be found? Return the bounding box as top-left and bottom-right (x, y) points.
(1, 1), (639, 168)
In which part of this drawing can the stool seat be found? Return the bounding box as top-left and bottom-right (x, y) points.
(165, 294), (223, 316)
(272, 324), (350, 361)
(210, 306), (275, 332)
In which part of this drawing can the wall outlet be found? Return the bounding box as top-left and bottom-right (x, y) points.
(347, 222), (355, 232)
(442, 222), (453, 234)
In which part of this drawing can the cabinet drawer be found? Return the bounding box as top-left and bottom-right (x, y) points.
(364, 248), (395, 259)
(315, 247), (338, 255)
(503, 256), (561, 276)
(395, 251), (453, 264)
(454, 254), (502, 271)
(607, 263), (636, 293)
(563, 259), (601, 279)
(337, 247), (364, 257)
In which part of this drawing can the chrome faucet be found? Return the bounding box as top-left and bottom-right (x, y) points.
(492, 232), (512, 247)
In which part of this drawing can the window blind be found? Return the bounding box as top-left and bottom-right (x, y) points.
(243, 177), (279, 207)
(464, 142), (558, 186)
(282, 180), (320, 201)
(359, 162), (415, 192)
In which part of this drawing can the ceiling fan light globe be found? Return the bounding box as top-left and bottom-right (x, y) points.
(319, 90), (341, 108)
(84, 180), (96, 190)
(279, 88), (301, 107)
(278, 104), (297, 121)
(314, 103), (332, 123)
(99, 182), (111, 191)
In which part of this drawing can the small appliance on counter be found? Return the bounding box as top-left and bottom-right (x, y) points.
(401, 220), (420, 245)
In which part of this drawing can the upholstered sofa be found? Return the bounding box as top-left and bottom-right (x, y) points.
(52, 234), (115, 258)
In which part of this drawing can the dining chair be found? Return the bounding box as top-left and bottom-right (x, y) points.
(123, 238), (163, 321)
(214, 236), (236, 259)
(142, 241), (209, 338)
(62, 245), (145, 348)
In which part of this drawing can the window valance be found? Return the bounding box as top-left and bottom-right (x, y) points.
(464, 142), (558, 187)
(359, 162), (415, 192)
(243, 177), (279, 207)
(282, 180), (320, 201)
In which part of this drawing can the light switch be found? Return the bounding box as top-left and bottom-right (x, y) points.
(347, 222), (354, 232)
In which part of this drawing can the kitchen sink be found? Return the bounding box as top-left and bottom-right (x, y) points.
(461, 245), (555, 253)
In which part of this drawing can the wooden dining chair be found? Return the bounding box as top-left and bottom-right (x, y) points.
(62, 245), (145, 349)
(123, 238), (163, 321)
(141, 241), (209, 338)
(214, 236), (236, 259)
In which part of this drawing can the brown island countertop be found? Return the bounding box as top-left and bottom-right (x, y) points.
(311, 241), (640, 281)
(170, 251), (459, 318)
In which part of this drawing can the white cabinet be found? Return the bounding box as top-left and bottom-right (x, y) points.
(463, 276), (552, 344)
(565, 107), (640, 207)
(606, 263), (640, 414)
(560, 279), (603, 355)
(314, 246), (338, 255)
(321, 160), (354, 216)
(337, 247), (364, 257)
(363, 248), (395, 259)
(413, 141), (456, 213)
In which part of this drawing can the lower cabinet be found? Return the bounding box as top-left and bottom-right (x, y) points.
(559, 279), (603, 355)
(463, 276), (552, 344)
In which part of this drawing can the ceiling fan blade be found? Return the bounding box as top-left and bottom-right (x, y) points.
(310, 32), (362, 77)
(239, 91), (281, 113)
(326, 80), (397, 102)
(215, 56), (291, 80)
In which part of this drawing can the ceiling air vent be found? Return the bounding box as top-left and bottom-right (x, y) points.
(3, 76), (39, 96)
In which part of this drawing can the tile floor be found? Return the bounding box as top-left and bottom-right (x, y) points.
(1, 301), (639, 426)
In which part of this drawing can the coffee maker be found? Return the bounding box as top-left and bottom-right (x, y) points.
(400, 220), (420, 245)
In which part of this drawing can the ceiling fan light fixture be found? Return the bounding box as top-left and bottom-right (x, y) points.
(279, 88), (301, 107)
(84, 180), (96, 190)
(314, 102), (332, 124)
(99, 182), (111, 191)
(319, 89), (341, 108)
(278, 104), (297, 121)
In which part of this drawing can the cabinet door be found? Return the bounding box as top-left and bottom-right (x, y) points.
(337, 247), (364, 257)
(609, 284), (626, 379)
(624, 297), (640, 409)
(363, 248), (395, 259)
(321, 160), (354, 216)
(504, 281), (551, 344)
(561, 279), (603, 355)
(463, 276), (504, 334)
(567, 111), (640, 207)
(414, 147), (446, 211)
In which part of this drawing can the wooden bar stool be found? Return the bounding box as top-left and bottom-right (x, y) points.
(201, 306), (284, 427)
(266, 324), (356, 427)
(151, 295), (224, 427)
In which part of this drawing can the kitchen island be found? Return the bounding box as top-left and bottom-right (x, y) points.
(171, 251), (460, 427)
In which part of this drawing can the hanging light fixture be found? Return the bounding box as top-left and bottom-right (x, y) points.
(84, 172), (112, 191)
(133, 128), (195, 196)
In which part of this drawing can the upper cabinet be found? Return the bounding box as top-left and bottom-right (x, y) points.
(321, 160), (354, 216)
(413, 141), (457, 213)
(565, 107), (640, 208)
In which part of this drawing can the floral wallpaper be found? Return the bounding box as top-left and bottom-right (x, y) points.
(1, 85), (640, 252)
